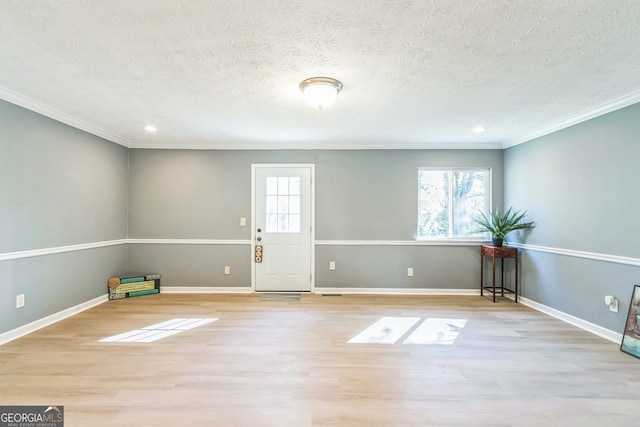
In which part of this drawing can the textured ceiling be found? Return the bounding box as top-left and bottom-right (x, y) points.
(1, 0), (640, 149)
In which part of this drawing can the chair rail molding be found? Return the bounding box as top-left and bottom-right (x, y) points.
(0, 239), (128, 261)
(510, 243), (640, 267)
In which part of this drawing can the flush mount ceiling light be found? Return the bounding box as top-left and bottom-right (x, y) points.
(472, 126), (486, 134)
(144, 125), (157, 133)
(299, 77), (343, 110)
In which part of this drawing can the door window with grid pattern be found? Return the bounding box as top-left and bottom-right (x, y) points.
(265, 176), (301, 233)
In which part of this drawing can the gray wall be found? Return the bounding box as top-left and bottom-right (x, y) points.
(5, 92), (638, 338)
(128, 149), (503, 288)
(504, 102), (640, 333)
(0, 100), (129, 335)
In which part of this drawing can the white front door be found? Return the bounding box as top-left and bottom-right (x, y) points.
(252, 165), (314, 292)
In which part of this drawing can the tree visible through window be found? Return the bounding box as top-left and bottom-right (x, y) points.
(417, 168), (490, 239)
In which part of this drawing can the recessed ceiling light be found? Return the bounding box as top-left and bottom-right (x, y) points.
(472, 126), (486, 134)
(144, 125), (157, 133)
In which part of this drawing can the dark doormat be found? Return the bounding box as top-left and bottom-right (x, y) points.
(259, 293), (301, 301)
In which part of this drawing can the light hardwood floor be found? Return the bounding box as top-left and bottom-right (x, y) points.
(1, 294), (638, 426)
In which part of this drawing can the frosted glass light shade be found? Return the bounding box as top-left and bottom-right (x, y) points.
(299, 77), (343, 110)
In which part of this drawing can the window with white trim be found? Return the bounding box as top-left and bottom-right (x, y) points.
(417, 168), (491, 239)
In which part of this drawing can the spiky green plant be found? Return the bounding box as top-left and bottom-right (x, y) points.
(472, 207), (535, 241)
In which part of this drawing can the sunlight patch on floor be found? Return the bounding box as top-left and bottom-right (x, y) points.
(99, 318), (217, 343)
(348, 317), (421, 344)
(348, 316), (467, 345)
(402, 318), (467, 345)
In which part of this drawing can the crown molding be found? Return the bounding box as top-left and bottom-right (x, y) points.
(4, 82), (639, 151)
(128, 139), (505, 150)
(504, 89), (640, 149)
(0, 85), (131, 147)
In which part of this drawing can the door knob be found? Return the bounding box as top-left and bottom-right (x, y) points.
(257, 237), (262, 241)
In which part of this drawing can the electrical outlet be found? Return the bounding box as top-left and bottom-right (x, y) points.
(16, 294), (25, 308)
(610, 298), (619, 313)
(329, 261), (336, 271)
(224, 266), (230, 275)
(407, 268), (414, 277)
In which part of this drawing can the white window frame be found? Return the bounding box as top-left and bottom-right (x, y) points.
(417, 167), (492, 241)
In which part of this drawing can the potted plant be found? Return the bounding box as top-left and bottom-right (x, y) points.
(472, 207), (535, 247)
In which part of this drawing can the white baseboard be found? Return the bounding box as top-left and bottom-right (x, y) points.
(519, 296), (622, 344)
(314, 287), (480, 296)
(161, 286), (478, 295)
(0, 294), (108, 346)
(161, 287), (253, 294)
